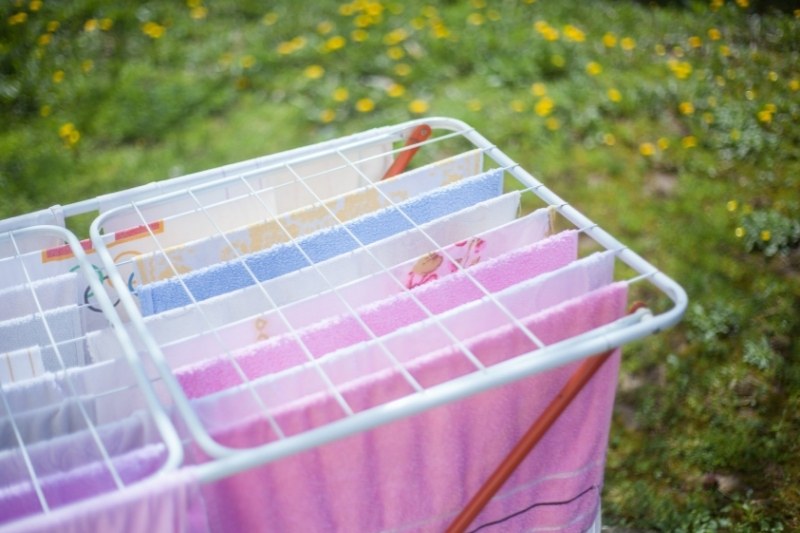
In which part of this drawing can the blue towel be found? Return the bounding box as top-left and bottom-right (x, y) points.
(139, 169), (504, 316)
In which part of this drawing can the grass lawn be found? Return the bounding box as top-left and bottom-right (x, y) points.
(2, 0), (799, 530)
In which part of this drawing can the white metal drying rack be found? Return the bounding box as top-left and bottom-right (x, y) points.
(0, 117), (687, 530)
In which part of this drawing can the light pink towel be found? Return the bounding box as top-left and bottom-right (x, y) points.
(176, 230), (578, 398)
(189, 282), (628, 533)
(0, 467), (209, 533)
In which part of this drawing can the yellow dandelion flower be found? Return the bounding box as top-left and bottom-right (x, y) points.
(510, 99), (526, 113)
(333, 87), (349, 102)
(586, 62), (602, 76)
(432, 22), (451, 39)
(467, 99), (482, 111)
(8, 12), (28, 26)
(81, 59), (94, 73)
(790, 79), (800, 91)
(355, 98), (375, 113)
(657, 137), (670, 150)
(767, 71), (778, 82)
(668, 60), (693, 80)
(351, 30), (368, 42)
(745, 90), (755, 101)
(603, 133), (616, 146)
(262, 12), (278, 26)
(387, 46), (405, 60)
(679, 101), (695, 115)
(703, 112), (715, 124)
(563, 24), (585, 42)
(639, 143), (655, 156)
(726, 200), (738, 212)
(764, 103), (777, 113)
(681, 135), (698, 148)
(409, 99), (429, 114)
(383, 28), (408, 45)
(711, 0), (724, 11)
(29, 0), (42, 12)
(355, 14), (372, 28)
(366, 2), (384, 17)
(545, 117), (561, 130)
(708, 27), (721, 40)
(37, 34), (51, 46)
(542, 27), (559, 41)
(47, 20), (60, 33)
(730, 129), (741, 141)
(394, 63), (411, 76)
(534, 96), (555, 117)
(602, 32), (617, 48)
(386, 83), (405, 98)
(52, 70), (65, 84)
(68, 130), (80, 145)
(320, 109), (336, 123)
(240, 55), (256, 69)
(317, 21), (333, 35)
(735, 227), (745, 238)
(736, 0), (749, 7)
(84, 19), (99, 32)
(533, 20), (548, 32)
(191, 6), (208, 20)
(607, 88), (622, 102)
(719, 45), (731, 57)
(757, 110), (773, 124)
(655, 44), (666, 56)
(620, 37), (636, 51)
(304, 64), (325, 80)
(760, 230), (771, 241)
(277, 41), (295, 55)
(411, 17), (425, 30)
(530, 82), (547, 97)
(100, 18), (113, 31)
(467, 13), (485, 26)
(141, 21), (166, 39)
(687, 36), (702, 49)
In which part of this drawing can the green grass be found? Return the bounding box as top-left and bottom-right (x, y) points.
(2, 0), (799, 529)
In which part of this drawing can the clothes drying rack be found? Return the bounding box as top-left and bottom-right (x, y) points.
(0, 117), (687, 532)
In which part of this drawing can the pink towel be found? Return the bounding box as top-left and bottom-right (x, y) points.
(189, 282), (628, 533)
(176, 230), (578, 398)
(0, 467), (209, 533)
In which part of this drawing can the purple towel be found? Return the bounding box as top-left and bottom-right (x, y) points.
(176, 230), (578, 398)
(190, 282), (628, 532)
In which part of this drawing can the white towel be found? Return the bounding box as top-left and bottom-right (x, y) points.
(0, 346), (44, 385)
(0, 272), (79, 322)
(0, 305), (85, 372)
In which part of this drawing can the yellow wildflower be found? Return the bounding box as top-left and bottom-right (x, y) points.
(602, 32), (617, 48)
(409, 99), (429, 114)
(47, 21), (60, 33)
(688, 36), (702, 48)
(355, 98), (375, 113)
(191, 6), (208, 20)
(100, 18), (113, 31)
(736, 0), (749, 7)
(240, 55), (256, 69)
(394, 63), (411, 76)
(620, 37), (636, 51)
(387, 46), (405, 60)
(639, 143), (655, 156)
(58, 123), (80, 147)
(708, 28), (721, 40)
(790, 79), (800, 91)
(735, 227), (745, 238)
(711, 0), (724, 11)
(745, 90), (755, 101)
(320, 109), (336, 123)
(84, 19), (99, 32)
(8, 12), (28, 25)
(760, 230), (771, 241)
(767, 71), (778, 82)
(545, 117), (561, 130)
(530, 82), (546, 97)
(383, 28), (408, 45)
(37, 34), (51, 46)
(52, 70), (65, 84)
(657, 137), (670, 150)
(681, 135), (698, 148)
(262, 12), (278, 26)
(317, 21), (333, 35)
(141, 21), (166, 39)
(467, 13), (485, 26)
(303, 64), (325, 80)
(563, 24), (585, 42)
(351, 30), (368, 42)
(726, 200), (738, 212)
(607, 88), (622, 102)
(757, 110), (773, 124)
(703, 112), (715, 124)
(586, 62), (602, 76)
(719, 45), (731, 57)
(81, 59), (94, 73)
(679, 101), (695, 115)
(29, 0), (42, 11)
(333, 87), (349, 102)
(655, 44), (666, 56)
(603, 133), (616, 146)
(534, 96), (554, 117)
(386, 83), (405, 98)
(668, 59), (692, 80)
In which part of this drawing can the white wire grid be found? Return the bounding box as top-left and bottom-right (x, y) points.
(87, 117), (687, 482)
(0, 226), (182, 526)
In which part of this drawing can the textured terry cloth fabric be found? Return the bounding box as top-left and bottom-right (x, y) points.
(98, 140), (393, 235)
(0, 272), (79, 323)
(193, 250), (615, 424)
(0, 410), (160, 490)
(87, 192), (521, 365)
(133, 149), (484, 285)
(0, 462), (209, 533)
(0, 443), (167, 526)
(0, 305), (84, 372)
(189, 283), (628, 533)
(0, 397), (98, 451)
(138, 168), (505, 316)
(175, 230), (578, 399)
(0, 346), (44, 385)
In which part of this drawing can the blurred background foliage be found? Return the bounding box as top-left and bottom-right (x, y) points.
(1, 0), (798, 529)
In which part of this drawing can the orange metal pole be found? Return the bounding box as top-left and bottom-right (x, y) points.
(381, 124), (432, 180)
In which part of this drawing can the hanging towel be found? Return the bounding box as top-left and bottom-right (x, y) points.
(0, 397), (97, 451)
(192, 250), (615, 423)
(133, 149), (484, 285)
(0, 346), (44, 385)
(87, 192), (521, 365)
(189, 282), (628, 533)
(138, 168), (505, 316)
(0, 305), (84, 372)
(0, 467), (209, 533)
(0, 272), (79, 323)
(175, 230), (578, 399)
